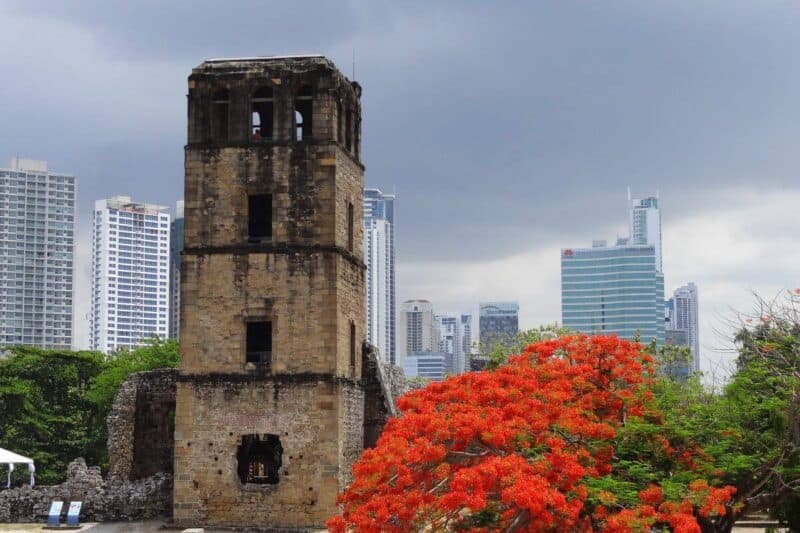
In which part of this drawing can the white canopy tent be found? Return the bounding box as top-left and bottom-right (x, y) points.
(0, 448), (35, 488)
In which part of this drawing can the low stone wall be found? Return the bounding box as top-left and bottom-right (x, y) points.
(0, 458), (172, 523)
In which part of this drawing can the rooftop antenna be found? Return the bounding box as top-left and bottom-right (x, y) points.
(627, 186), (631, 201)
(352, 48), (356, 80)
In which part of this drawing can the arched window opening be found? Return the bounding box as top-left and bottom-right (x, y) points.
(211, 89), (229, 142)
(251, 87), (273, 141)
(295, 85), (313, 141)
(345, 109), (353, 152)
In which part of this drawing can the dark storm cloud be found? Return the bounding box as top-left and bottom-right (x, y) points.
(2, 0), (800, 261)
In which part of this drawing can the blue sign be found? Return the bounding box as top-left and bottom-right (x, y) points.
(47, 501), (63, 526)
(66, 501), (82, 527)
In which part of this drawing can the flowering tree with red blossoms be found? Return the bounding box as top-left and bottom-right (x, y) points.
(328, 335), (737, 532)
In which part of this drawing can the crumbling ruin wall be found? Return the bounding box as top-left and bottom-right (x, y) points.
(107, 368), (177, 481)
(0, 458), (171, 523)
(362, 344), (405, 449)
(0, 369), (177, 523)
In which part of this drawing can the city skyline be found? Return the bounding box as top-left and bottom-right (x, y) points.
(2, 2), (799, 378)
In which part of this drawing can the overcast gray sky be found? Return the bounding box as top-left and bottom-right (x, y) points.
(1, 0), (798, 377)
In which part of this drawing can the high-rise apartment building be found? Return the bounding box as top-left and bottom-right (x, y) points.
(0, 159), (76, 349)
(460, 313), (473, 355)
(436, 313), (464, 374)
(479, 301), (519, 351)
(90, 196), (170, 353)
(397, 299), (440, 363)
(169, 200), (184, 340)
(666, 282), (699, 371)
(561, 242), (665, 346)
(363, 188), (395, 363)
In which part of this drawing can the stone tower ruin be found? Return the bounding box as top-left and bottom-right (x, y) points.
(173, 55), (365, 529)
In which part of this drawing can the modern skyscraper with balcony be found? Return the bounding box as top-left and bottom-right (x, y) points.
(479, 301), (519, 352)
(91, 196), (170, 353)
(667, 282), (699, 371)
(363, 188), (395, 363)
(169, 200), (184, 340)
(561, 242), (665, 347)
(0, 159), (76, 349)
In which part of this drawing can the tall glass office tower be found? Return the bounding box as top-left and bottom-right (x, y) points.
(0, 159), (76, 349)
(363, 188), (396, 363)
(561, 242), (665, 346)
(169, 200), (184, 340)
(667, 283), (699, 371)
(91, 196), (170, 353)
(479, 301), (519, 351)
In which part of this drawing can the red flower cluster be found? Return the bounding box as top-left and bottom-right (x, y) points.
(328, 335), (734, 532)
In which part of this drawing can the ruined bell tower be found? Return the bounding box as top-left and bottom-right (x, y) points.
(174, 56), (365, 529)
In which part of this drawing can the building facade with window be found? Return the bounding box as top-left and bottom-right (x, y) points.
(363, 188), (396, 363)
(90, 196), (170, 353)
(561, 243), (665, 347)
(479, 301), (519, 352)
(0, 159), (76, 349)
(173, 55), (366, 528)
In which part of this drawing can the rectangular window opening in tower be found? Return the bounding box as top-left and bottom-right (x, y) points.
(237, 434), (282, 485)
(350, 321), (356, 371)
(248, 194), (272, 242)
(347, 202), (354, 252)
(246, 321), (272, 367)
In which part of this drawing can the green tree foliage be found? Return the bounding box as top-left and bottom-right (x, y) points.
(86, 338), (179, 417)
(0, 347), (105, 484)
(642, 292), (800, 531)
(0, 339), (179, 484)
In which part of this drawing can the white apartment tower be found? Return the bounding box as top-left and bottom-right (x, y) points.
(0, 159), (76, 349)
(668, 283), (700, 372)
(91, 196), (170, 353)
(363, 188), (396, 363)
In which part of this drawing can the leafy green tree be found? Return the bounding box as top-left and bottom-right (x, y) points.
(0, 339), (179, 484)
(0, 347), (106, 484)
(86, 338), (179, 414)
(639, 292), (800, 531)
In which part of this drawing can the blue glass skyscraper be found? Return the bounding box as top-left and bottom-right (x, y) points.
(561, 243), (665, 346)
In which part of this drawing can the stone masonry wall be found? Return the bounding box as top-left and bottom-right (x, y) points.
(173, 377), (354, 529)
(0, 459), (172, 523)
(107, 369), (176, 482)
